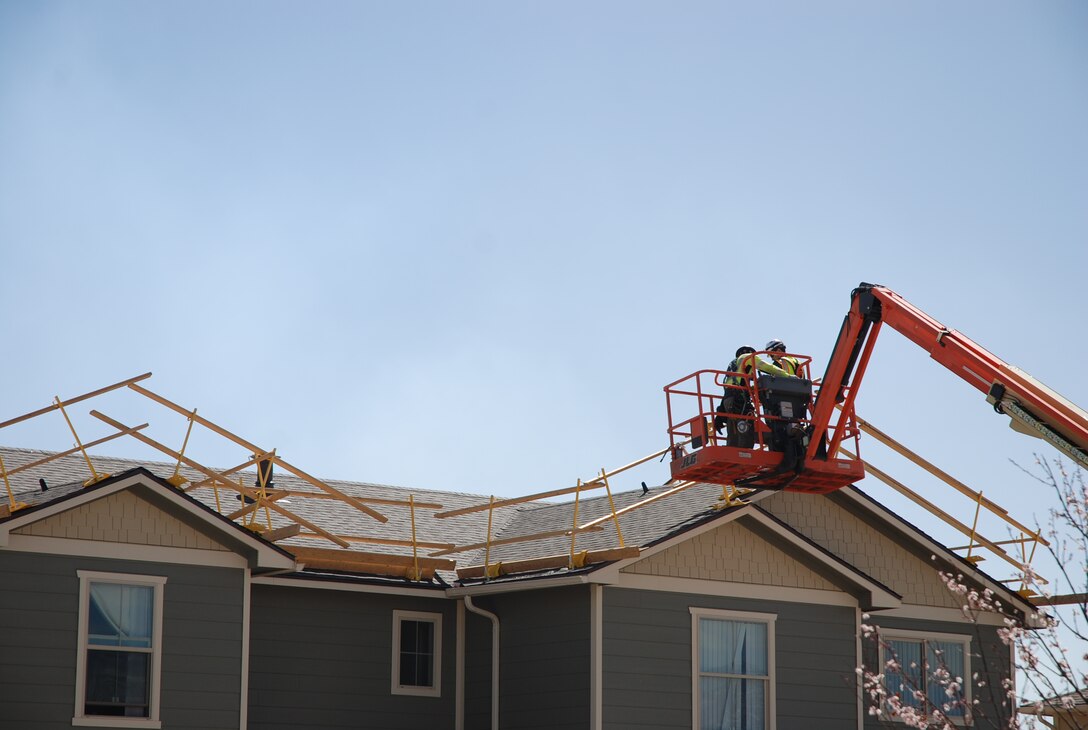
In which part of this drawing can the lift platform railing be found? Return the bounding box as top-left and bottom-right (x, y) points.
(665, 352), (822, 452)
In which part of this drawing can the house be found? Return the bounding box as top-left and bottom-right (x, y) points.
(1019, 691), (1088, 730)
(0, 445), (1037, 730)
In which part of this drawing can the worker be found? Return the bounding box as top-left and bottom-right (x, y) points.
(764, 339), (801, 377)
(714, 345), (789, 447)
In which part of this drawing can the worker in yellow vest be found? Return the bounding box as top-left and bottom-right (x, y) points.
(715, 346), (791, 445)
(764, 339), (801, 377)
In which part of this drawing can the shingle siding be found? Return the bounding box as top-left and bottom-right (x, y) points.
(0, 550), (245, 730)
(13, 489), (231, 550)
(622, 518), (840, 591)
(602, 587), (859, 730)
(761, 490), (962, 608)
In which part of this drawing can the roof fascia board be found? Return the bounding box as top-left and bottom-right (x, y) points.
(835, 487), (1038, 616)
(253, 575), (448, 598)
(873, 604), (1011, 628)
(613, 573), (860, 607)
(0, 471), (296, 571)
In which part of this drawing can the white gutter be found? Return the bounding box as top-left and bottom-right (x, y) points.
(464, 596), (500, 730)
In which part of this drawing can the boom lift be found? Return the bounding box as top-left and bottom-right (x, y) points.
(665, 282), (1088, 494)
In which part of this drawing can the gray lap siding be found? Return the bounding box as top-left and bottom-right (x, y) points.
(469, 585), (591, 730)
(247, 583), (456, 730)
(0, 550), (245, 730)
(603, 587), (859, 730)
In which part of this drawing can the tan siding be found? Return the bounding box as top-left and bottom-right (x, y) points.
(621, 519), (839, 590)
(760, 492), (960, 609)
(13, 490), (230, 551)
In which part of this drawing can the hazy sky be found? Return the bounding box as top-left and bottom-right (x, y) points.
(1, 2), (1086, 569)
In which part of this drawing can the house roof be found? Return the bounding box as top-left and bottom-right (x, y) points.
(0, 446), (1039, 615)
(1019, 689), (1088, 716)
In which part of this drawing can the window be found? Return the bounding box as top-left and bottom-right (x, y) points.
(391, 610), (442, 697)
(691, 607), (776, 730)
(879, 629), (971, 722)
(74, 571), (166, 729)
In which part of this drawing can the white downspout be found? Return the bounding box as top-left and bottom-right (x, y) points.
(464, 596), (500, 730)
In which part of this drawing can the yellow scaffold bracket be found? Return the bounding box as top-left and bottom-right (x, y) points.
(485, 562), (503, 579)
(714, 483), (752, 510)
(570, 550), (589, 569)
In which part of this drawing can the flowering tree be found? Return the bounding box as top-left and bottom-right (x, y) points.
(857, 459), (1088, 729)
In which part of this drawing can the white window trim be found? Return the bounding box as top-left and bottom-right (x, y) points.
(690, 607), (777, 730)
(73, 571), (166, 729)
(876, 627), (972, 726)
(391, 609), (442, 698)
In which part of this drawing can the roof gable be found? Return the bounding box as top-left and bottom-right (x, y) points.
(0, 469), (295, 571)
(621, 517), (840, 592)
(13, 488), (232, 552)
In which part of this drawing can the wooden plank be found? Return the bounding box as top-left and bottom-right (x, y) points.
(259, 500), (350, 549)
(853, 415), (1048, 545)
(0, 424), (149, 477)
(90, 410), (351, 548)
(293, 532), (455, 550)
(225, 491), (288, 521)
(841, 448), (1028, 573)
(271, 492), (443, 509)
(184, 453), (268, 492)
(456, 546), (640, 579)
(1034, 593), (1087, 606)
(295, 559), (435, 579)
(434, 448), (669, 519)
(579, 480), (696, 530)
(290, 545), (455, 571)
(262, 523), (302, 542)
(196, 482), (443, 509)
(127, 382), (388, 523)
(0, 373), (152, 431)
(428, 525), (605, 557)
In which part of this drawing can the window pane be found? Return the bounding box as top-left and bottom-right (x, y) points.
(85, 650), (150, 717)
(700, 619), (767, 676)
(700, 676), (766, 730)
(887, 639), (923, 710)
(927, 641), (965, 717)
(399, 619), (435, 687)
(89, 583), (153, 648)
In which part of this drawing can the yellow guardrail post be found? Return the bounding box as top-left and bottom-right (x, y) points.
(569, 479), (583, 568)
(167, 409), (197, 488)
(54, 397), (109, 486)
(407, 495), (421, 581)
(600, 469), (624, 548)
(0, 454), (27, 513)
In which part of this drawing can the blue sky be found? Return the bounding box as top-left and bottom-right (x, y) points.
(1, 2), (1086, 574)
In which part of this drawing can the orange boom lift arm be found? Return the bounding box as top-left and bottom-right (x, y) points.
(665, 282), (1088, 494)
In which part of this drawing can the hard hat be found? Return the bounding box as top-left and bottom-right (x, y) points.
(735, 346), (755, 357)
(764, 339), (786, 352)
